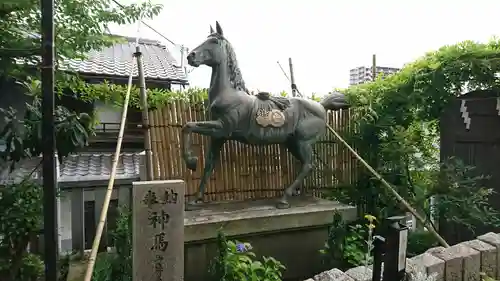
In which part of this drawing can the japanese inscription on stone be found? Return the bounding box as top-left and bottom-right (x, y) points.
(132, 180), (185, 281)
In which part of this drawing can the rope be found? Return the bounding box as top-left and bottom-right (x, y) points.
(82, 18), (142, 281)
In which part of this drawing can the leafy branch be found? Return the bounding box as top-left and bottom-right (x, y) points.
(0, 89), (95, 169)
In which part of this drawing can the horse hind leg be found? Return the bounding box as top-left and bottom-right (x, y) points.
(278, 139), (314, 209)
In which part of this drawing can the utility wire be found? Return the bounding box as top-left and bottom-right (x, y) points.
(277, 61), (291, 82)
(276, 60), (303, 97)
(110, 0), (190, 75)
(111, 0), (178, 47)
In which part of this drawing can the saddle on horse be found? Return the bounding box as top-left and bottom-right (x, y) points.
(255, 92), (291, 111)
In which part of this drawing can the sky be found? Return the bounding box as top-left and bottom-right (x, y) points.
(111, 0), (500, 96)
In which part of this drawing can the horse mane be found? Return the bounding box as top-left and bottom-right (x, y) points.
(219, 36), (249, 94)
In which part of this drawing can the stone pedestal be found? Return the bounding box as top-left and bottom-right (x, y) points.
(184, 196), (356, 281)
(132, 180), (185, 281)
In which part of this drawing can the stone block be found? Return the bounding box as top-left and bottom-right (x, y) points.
(408, 253), (445, 281)
(429, 244), (480, 281)
(426, 246), (446, 255)
(406, 258), (424, 276)
(477, 232), (500, 279)
(461, 239), (496, 279)
(132, 180), (185, 281)
(427, 245), (460, 281)
(314, 268), (355, 281)
(345, 266), (372, 281)
(455, 244), (480, 281)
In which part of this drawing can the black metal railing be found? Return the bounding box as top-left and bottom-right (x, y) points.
(94, 122), (144, 134)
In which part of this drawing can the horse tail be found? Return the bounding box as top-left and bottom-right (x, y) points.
(320, 91), (350, 111)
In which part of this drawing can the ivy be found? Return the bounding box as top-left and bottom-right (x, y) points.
(344, 39), (500, 124)
(339, 38), (500, 227)
(57, 77), (322, 110)
(56, 75), (209, 109)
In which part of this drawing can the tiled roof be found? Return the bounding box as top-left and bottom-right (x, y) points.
(0, 152), (142, 185)
(62, 36), (188, 83)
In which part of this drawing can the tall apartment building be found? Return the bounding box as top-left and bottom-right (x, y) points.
(349, 66), (400, 85)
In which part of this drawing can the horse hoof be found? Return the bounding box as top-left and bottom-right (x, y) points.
(276, 200), (290, 209)
(186, 156), (198, 171)
(185, 198), (203, 211)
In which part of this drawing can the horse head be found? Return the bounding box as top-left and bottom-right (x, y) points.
(187, 21), (226, 68)
(187, 21), (249, 93)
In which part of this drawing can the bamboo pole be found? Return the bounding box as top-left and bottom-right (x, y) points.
(326, 123), (450, 248)
(83, 58), (137, 281)
(135, 44), (154, 181)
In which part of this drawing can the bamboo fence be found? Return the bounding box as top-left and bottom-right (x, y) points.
(148, 97), (358, 202)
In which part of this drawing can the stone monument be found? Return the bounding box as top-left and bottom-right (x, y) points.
(132, 180), (185, 281)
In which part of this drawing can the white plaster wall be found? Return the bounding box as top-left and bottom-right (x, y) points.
(59, 191), (72, 253)
(58, 187), (121, 252)
(94, 101), (121, 130)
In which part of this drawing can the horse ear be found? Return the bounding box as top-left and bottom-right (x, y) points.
(210, 25), (214, 34)
(215, 21), (223, 35)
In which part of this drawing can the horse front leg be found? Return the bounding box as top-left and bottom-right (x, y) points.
(181, 120), (225, 171)
(187, 138), (225, 209)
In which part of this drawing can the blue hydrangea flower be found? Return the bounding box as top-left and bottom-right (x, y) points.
(236, 243), (246, 253)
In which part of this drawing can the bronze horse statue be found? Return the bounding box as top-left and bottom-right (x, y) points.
(183, 21), (349, 209)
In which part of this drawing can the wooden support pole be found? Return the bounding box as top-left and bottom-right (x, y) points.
(288, 58), (297, 97)
(135, 45), (154, 181)
(41, 0), (58, 279)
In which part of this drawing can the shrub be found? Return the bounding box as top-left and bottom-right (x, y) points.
(92, 253), (113, 281)
(320, 213), (377, 270)
(210, 231), (286, 281)
(406, 230), (439, 258)
(0, 180), (43, 281)
(110, 206), (132, 281)
(89, 206), (132, 281)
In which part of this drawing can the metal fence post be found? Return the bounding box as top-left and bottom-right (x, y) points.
(382, 216), (409, 281)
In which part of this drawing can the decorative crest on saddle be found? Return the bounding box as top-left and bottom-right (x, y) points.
(256, 108), (286, 127)
(255, 92), (289, 128)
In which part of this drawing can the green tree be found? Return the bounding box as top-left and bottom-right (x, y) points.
(0, 0), (162, 76)
(0, 1), (163, 280)
(0, 0), (163, 162)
